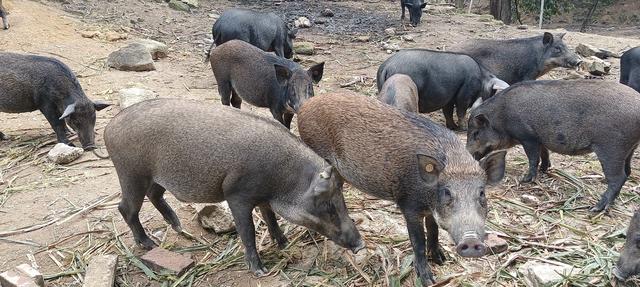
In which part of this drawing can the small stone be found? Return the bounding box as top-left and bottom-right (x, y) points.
(320, 8), (334, 17)
(47, 143), (84, 164)
(519, 261), (577, 287)
(384, 28), (396, 35)
(80, 30), (101, 38)
(478, 14), (494, 22)
(382, 42), (400, 52)
(293, 41), (315, 55)
(354, 35), (370, 42)
(517, 24), (528, 30)
(314, 18), (326, 24)
(105, 31), (127, 42)
(579, 56), (611, 76)
(0, 264), (44, 287)
(402, 35), (415, 42)
(196, 202), (235, 233)
(82, 255), (118, 287)
(295, 16), (312, 28)
(424, 4), (456, 14)
(168, 0), (190, 12)
(520, 194), (540, 205)
(107, 43), (156, 72)
(135, 39), (168, 60)
(485, 233), (508, 255)
(140, 248), (194, 276)
(119, 87), (158, 108)
(180, 0), (198, 8)
(208, 13), (219, 19)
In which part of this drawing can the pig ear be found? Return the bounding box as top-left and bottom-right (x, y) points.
(274, 64), (292, 86)
(93, 101), (111, 111)
(471, 97), (483, 110)
(543, 32), (554, 46)
(308, 62), (325, 84)
(473, 114), (489, 128)
(59, 103), (77, 120)
(416, 154), (443, 186)
(491, 78), (509, 91)
(479, 150), (506, 185)
(420, 3), (427, 8)
(313, 166), (335, 198)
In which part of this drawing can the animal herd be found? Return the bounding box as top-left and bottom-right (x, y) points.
(2, 3), (640, 286)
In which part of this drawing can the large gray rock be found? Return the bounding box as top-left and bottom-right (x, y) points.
(295, 16), (312, 28)
(135, 39), (168, 60)
(579, 56), (611, 76)
(576, 43), (620, 59)
(107, 43), (156, 72)
(195, 202), (235, 233)
(119, 87), (158, 108)
(293, 41), (315, 55)
(47, 143), (84, 164)
(181, 0), (198, 8)
(518, 261), (576, 287)
(168, 0), (190, 12)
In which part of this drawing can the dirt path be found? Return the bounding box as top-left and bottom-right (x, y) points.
(1, 0), (640, 286)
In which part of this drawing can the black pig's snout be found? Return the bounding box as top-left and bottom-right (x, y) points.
(456, 232), (486, 257)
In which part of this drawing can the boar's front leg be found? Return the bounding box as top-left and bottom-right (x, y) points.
(591, 147), (628, 212)
(259, 204), (288, 249)
(520, 140), (541, 183)
(425, 214), (446, 265)
(228, 200), (268, 276)
(40, 105), (71, 145)
(400, 202), (435, 286)
(540, 146), (551, 173)
(147, 183), (182, 233)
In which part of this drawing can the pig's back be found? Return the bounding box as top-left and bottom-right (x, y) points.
(105, 98), (318, 202)
(298, 93), (466, 200)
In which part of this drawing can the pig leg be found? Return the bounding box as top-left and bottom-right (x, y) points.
(218, 81), (233, 107)
(624, 147), (636, 177)
(147, 183), (182, 233)
(442, 103), (459, 130)
(400, 203), (435, 286)
(455, 105), (468, 131)
(539, 146), (551, 173)
(230, 89), (242, 109)
(520, 140), (541, 183)
(425, 214), (446, 265)
(400, 1), (406, 21)
(283, 113), (294, 130)
(228, 200), (268, 276)
(0, 131), (7, 140)
(259, 204), (288, 249)
(118, 178), (156, 249)
(40, 105), (71, 145)
(592, 149), (628, 212)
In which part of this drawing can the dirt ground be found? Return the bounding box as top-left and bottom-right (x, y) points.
(2, 0), (640, 286)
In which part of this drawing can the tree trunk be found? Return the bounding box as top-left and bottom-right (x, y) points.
(490, 0), (512, 24)
(580, 0), (599, 32)
(455, 0), (465, 9)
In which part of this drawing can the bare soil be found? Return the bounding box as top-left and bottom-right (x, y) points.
(1, 0), (640, 286)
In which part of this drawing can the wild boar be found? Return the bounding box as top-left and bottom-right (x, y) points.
(0, 53), (110, 149)
(298, 93), (505, 286)
(104, 98), (363, 276)
(377, 74), (419, 113)
(467, 80), (640, 212)
(621, 47), (640, 93)
(210, 40), (324, 129)
(614, 210), (640, 281)
(401, 0), (427, 27)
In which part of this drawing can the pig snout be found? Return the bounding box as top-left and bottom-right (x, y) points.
(612, 266), (628, 281)
(351, 239), (366, 254)
(455, 231), (486, 257)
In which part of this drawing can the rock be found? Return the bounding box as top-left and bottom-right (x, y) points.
(82, 255), (118, 287)
(579, 56), (611, 76)
(119, 87), (158, 108)
(295, 16), (312, 28)
(293, 41), (315, 55)
(80, 30), (101, 38)
(517, 24), (528, 30)
(485, 233), (508, 255)
(520, 194), (540, 205)
(180, 0), (198, 8)
(518, 261), (577, 287)
(140, 248), (194, 276)
(208, 13), (219, 19)
(105, 31), (127, 42)
(135, 39), (168, 60)
(576, 43), (620, 59)
(402, 35), (415, 42)
(478, 14), (494, 22)
(47, 143), (84, 164)
(354, 35), (370, 42)
(321, 8), (334, 17)
(195, 202), (235, 233)
(107, 43), (156, 72)
(314, 18), (326, 24)
(0, 264), (44, 287)
(424, 4), (456, 14)
(382, 42), (400, 53)
(384, 27), (396, 36)
(168, 0), (190, 12)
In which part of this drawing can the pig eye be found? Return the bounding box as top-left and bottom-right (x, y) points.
(472, 131), (479, 139)
(439, 187), (452, 203)
(479, 189), (485, 198)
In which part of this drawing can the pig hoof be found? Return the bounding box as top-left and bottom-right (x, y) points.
(252, 266), (269, 277)
(139, 238), (157, 250)
(520, 174), (535, 183)
(590, 202), (609, 213)
(172, 224), (183, 233)
(276, 237), (288, 249)
(429, 247), (447, 265)
(418, 274), (436, 286)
